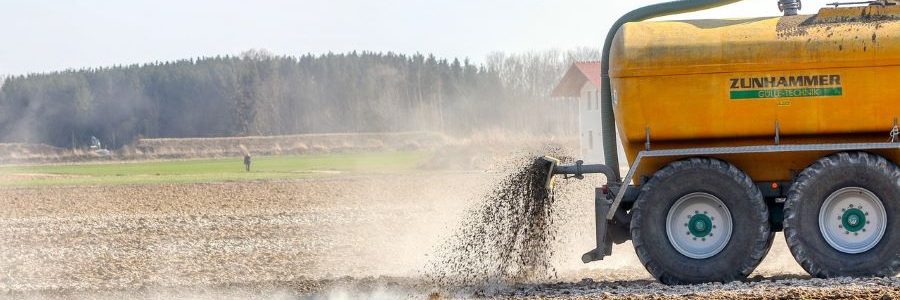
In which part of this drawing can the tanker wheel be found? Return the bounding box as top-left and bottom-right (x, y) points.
(631, 157), (772, 284)
(784, 152), (900, 278)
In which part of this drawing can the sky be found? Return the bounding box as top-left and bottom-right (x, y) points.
(1, 0), (834, 76)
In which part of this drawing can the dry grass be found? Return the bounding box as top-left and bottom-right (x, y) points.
(0, 131), (576, 166)
(0, 132), (446, 164)
(129, 131), (447, 159)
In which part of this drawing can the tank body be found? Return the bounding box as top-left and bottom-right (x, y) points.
(610, 6), (900, 182)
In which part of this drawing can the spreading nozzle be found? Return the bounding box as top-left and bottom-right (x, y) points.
(540, 156), (621, 190)
(539, 156), (561, 190)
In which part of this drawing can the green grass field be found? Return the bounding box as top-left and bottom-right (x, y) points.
(0, 151), (428, 186)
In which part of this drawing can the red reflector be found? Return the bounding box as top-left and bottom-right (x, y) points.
(771, 182), (779, 190)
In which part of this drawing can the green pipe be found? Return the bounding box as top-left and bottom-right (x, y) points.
(600, 0), (745, 178)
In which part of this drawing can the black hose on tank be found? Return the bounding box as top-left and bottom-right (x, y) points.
(600, 0), (744, 178)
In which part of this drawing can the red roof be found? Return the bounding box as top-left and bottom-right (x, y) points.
(551, 62), (601, 98)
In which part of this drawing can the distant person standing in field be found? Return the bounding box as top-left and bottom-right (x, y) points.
(244, 154), (251, 172)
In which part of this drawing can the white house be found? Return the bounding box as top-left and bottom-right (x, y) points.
(551, 62), (627, 166)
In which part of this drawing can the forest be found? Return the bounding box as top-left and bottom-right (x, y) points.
(0, 49), (597, 149)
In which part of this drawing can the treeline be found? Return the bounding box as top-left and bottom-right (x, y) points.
(0, 49), (598, 149)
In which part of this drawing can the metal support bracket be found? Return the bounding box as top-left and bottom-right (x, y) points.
(890, 118), (899, 143)
(645, 127), (652, 151)
(582, 188), (613, 263)
(775, 120), (781, 145)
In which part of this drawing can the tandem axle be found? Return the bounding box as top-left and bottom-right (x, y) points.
(544, 142), (900, 264)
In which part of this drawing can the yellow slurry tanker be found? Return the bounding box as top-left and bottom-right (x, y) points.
(545, 0), (900, 284)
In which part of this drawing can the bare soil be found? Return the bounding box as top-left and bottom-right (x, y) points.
(0, 172), (896, 299)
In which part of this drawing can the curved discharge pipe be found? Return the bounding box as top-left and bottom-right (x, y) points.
(600, 0), (745, 178)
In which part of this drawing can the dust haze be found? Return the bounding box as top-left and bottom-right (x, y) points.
(0, 49), (598, 151)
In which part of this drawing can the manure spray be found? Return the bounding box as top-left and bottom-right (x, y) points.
(426, 150), (571, 288)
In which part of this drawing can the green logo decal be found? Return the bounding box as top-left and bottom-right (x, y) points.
(730, 87), (843, 100)
(729, 75), (842, 100)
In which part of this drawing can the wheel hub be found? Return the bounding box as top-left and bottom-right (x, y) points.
(688, 213), (713, 237)
(819, 187), (887, 254)
(842, 208), (867, 233)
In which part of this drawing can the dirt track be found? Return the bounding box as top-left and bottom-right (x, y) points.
(0, 172), (897, 299)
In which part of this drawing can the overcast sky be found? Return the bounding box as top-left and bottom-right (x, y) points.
(1, 0), (833, 76)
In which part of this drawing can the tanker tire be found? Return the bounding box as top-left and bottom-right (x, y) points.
(631, 158), (772, 285)
(784, 152), (900, 278)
